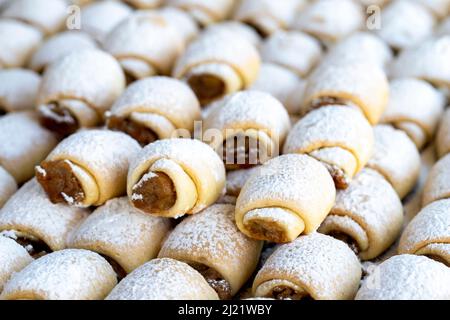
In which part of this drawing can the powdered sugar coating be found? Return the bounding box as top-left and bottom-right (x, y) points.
(260, 30), (322, 76)
(29, 31), (97, 72)
(167, 0), (235, 25)
(253, 233), (361, 300)
(205, 21), (261, 47)
(38, 49), (125, 114)
(0, 236), (33, 291)
(436, 108), (450, 158)
(158, 7), (199, 44)
(423, 153), (450, 206)
(412, 0), (450, 18)
(0, 249), (117, 300)
(69, 197), (171, 273)
(368, 125), (421, 199)
(0, 19), (42, 68)
(0, 179), (88, 251)
(391, 35), (450, 87)
(159, 204), (262, 294)
(292, 0), (364, 44)
(356, 255), (450, 300)
(0, 166), (16, 209)
(0, 68), (40, 112)
(0, 112), (58, 183)
(106, 258), (219, 300)
(124, 0), (163, 9)
(376, 0), (435, 50)
(399, 199), (450, 256)
(3, 0), (67, 35)
(81, 0), (132, 43)
(284, 106), (374, 172)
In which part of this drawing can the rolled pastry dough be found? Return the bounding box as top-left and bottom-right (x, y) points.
(29, 31), (97, 72)
(167, 0), (236, 26)
(250, 63), (305, 115)
(436, 108), (450, 158)
(69, 197), (171, 274)
(37, 49), (125, 136)
(106, 76), (201, 146)
(0, 112), (58, 184)
(253, 233), (361, 300)
(234, 0), (306, 36)
(322, 32), (393, 69)
(284, 106), (374, 189)
(106, 258), (219, 300)
(391, 36), (450, 89)
(36, 130), (141, 207)
(0, 19), (42, 68)
(158, 7), (199, 45)
(104, 11), (185, 80)
(422, 153), (450, 206)
(204, 91), (290, 169)
(173, 28), (261, 105)
(206, 21), (261, 47)
(128, 138), (226, 218)
(367, 125), (421, 199)
(0, 167), (16, 209)
(399, 199), (450, 266)
(3, 0), (67, 35)
(0, 249), (117, 300)
(226, 166), (261, 197)
(302, 61), (389, 125)
(356, 255), (450, 300)
(123, 0), (163, 9)
(0, 179), (88, 254)
(376, 0), (435, 51)
(0, 68), (40, 113)
(381, 78), (445, 150)
(319, 169), (403, 260)
(292, 0), (364, 45)
(0, 236), (32, 292)
(413, 0), (450, 18)
(260, 30), (322, 77)
(235, 154), (336, 243)
(159, 204), (263, 298)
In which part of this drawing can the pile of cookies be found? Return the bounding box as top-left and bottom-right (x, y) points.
(0, 0), (449, 300)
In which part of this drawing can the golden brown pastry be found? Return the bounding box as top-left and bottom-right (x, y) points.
(203, 91), (290, 170)
(376, 0), (435, 51)
(260, 30), (322, 77)
(106, 258), (219, 300)
(399, 199), (450, 266)
(0, 249), (117, 300)
(104, 11), (188, 81)
(233, 0), (306, 36)
(0, 236), (32, 292)
(292, 0), (364, 45)
(36, 129), (141, 207)
(68, 197), (171, 276)
(106, 76), (201, 146)
(284, 106), (374, 189)
(422, 153), (450, 206)
(0, 167), (16, 209)
(123, 0), (163, 9)
(0, 112), (58, 184)
(0, 68), (40, 112)
(37, 49), (125, 136)
(250, 63), (305, 115)
(29, 31), (97, 73)
(367, 125), (421, 199)
(173, 28), (260, 105)
(253, 233), (361, 300)
(0, 19), (42, 68)
(302, 61), (389, 125)
(391, 36), (450, 89)
(436, 108), (450, 159)
(381, 78), (445, 150)
(319, 168), (403, 260)
(322, 32), (393, 69)
(127, 139), (226, 218)
(0, 179), (88, 256)
(2, 0), (67, 35)
(167, 0), (236, 26)
(236, 154), (335, 243)
(159, 204), (263, 299)
(356, 255), (450, 300)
